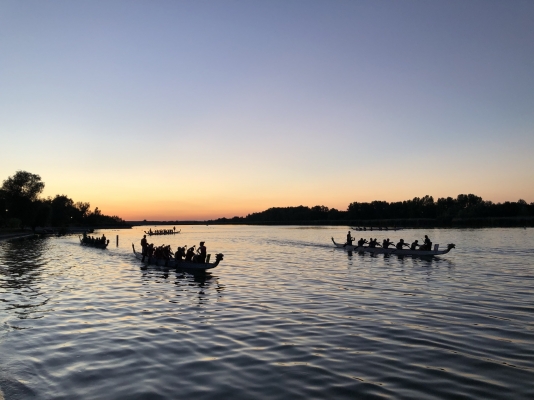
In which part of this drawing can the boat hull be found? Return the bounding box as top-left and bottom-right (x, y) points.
(331, 238), (454, 256)
(132, 244), (221, 270)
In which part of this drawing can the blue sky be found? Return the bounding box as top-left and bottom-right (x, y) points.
(1, 1), (533, 219)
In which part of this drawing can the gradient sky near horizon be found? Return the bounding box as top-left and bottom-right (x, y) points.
(1, 1), (533, 220)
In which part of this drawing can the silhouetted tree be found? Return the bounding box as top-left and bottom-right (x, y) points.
(50, 195), (74, 226)
(1, 171), (45, 228)
(1, 171), (127, 229)
(240, 194), (533, 225)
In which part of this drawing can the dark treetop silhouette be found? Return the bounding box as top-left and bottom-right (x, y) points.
(1, 170), (128, 231)
(210, 195), (534, 227)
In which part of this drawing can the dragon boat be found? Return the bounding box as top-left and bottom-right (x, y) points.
(79, 236), (109, 249)
(132, 244), (223, 270)
(331, 238), (455, 256)
(144, 230), (181, 236)
(350, 227), (403, 231)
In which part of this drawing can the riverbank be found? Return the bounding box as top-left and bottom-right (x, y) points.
(0, 225), (132, 242)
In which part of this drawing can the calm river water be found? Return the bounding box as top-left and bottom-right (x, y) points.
(0, 226), (533, 399)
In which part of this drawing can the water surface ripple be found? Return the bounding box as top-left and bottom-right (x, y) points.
(1, 226), (533, 399)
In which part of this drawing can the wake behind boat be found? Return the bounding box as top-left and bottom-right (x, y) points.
(331, 237), (455, 256)
(132, 244), (223, 270)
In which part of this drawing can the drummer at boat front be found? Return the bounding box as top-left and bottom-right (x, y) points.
(423, 235), (432, 251)
(141, 235), (148, 255)
(197, 241), (207, 263)
(345, 231), (354, 246)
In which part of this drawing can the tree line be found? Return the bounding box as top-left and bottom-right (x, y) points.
(212, 194), (534, 226)
(0, 171), (127, 230)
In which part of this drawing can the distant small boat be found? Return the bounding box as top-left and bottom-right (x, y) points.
(132, 244), (223, 271)
(331, 238), (455, 256)
(79, 236), (109, 249)
(144, 230), (181, 236)
(350, 227), (402, 231)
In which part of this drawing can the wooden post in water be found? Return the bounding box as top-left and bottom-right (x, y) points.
(116, 235), (119, 247)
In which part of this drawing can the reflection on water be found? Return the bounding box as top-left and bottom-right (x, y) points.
(139, 265), (223, 307)
(0, 239), (51, 326)
(1, 227), (534, 399)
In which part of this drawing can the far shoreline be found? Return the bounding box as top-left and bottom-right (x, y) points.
(128, 216), (534, 229)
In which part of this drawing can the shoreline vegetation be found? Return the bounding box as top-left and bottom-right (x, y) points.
(2, 171), (532, 231)
(129, 217), (534, 228)
(131, 194), (534, 228)
(1, 171), (129, 232)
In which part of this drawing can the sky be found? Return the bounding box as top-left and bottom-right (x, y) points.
(1, 0), (533, 220)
